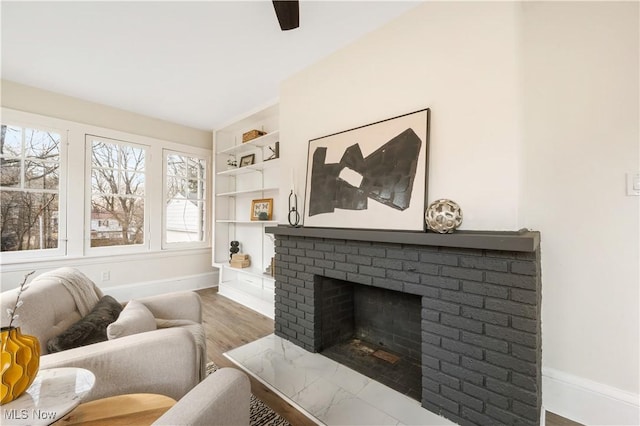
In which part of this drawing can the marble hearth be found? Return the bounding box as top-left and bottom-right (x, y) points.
(225, 333), (455, 425)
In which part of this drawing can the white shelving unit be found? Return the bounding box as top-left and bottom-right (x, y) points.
(217, 130), (279, 155)
(216, 187), (279, 197)
(216, 158), (281, 176)
(213, 103), (280, 319)
(215, 220), (279, 225)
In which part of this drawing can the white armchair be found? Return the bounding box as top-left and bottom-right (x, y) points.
(153, 367), (251, 426)
(1, 268), (205, 402)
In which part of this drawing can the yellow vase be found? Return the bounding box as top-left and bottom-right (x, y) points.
(1, 327), (40, 404)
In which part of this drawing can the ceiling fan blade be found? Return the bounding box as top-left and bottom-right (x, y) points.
(272, 0), (299, 31)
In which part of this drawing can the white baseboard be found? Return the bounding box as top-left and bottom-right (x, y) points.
(218, 281), (274, 319)
(543, 367), (640, 425)
(103, 271), (218, 302)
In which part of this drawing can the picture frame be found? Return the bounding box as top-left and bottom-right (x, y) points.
(239, 154), (255, 167)
(303, 108), (430, 231)
(251, 198), (273, 221)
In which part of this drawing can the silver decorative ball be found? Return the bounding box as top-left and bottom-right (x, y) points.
(425, 199), (463, 234)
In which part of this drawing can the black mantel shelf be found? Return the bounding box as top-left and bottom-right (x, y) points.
(265, 226), (540, 253)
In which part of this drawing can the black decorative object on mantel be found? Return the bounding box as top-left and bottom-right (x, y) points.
(229, 240), (240, 260)
(288, 190), (300, 227)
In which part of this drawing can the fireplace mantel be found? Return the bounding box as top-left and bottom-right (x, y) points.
(266, 225), (539, 252)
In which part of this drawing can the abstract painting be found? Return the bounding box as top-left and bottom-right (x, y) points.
(303, 108), (430, 231)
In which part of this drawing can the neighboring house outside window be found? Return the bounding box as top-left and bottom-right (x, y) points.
(164, 151), (207, 247)
(88, 135), (147, 249)
(0, 123), (66, 258)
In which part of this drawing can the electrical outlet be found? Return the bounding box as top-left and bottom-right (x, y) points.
(101, 271), (110, 281)
(627, 172), (640, 196)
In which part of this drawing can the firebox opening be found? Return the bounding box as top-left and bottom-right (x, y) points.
(318, 276), (422, 401)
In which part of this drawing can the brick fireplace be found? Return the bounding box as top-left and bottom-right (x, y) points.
(266, 226), (541, 426)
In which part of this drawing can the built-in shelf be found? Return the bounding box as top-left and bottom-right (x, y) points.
(216, 187), (279, 198)
(217, 220), (279, 225)
(217, 159), (280, 176)
(214, 104), (278, 319)
(266, 226), (540, 253)
(214, 262), (275, 282)
(217, 131), (280, 156)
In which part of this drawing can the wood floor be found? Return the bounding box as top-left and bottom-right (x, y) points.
(197, 287), (581, 426)
(199, 287), (316, 426)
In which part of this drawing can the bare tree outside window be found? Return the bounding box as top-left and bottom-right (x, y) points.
(0, 124), (61, 252)
(165, 153), (206, 243)
(90, 138), (145, 247)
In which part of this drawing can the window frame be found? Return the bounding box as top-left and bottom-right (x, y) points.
(0, 119), (68, 260)
(162, 149), (210, 250)
(0, 107), (213, 268)
(85, 134), (150, 255)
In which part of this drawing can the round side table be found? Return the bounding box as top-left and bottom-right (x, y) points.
(1, 367), (95, 426)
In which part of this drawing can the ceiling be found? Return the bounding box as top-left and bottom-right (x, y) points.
(1, 1), (420, 131)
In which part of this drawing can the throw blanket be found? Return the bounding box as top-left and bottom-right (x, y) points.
(157, 318), (207, 381)
(48, 267), (104, 316)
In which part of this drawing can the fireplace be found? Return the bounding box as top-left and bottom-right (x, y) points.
(266, 226), (541, 426)
(319, 276), (423, 401)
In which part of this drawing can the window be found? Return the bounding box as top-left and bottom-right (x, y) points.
(0, 108), (213, 265)
(0, 123), (65, 256)
(88, 136), (146, 249)
(164, 151), (207, 247)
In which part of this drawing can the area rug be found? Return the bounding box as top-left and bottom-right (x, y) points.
(206, 362), (291, 426)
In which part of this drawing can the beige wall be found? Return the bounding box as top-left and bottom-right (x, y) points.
(278, 1), (639, 423)
(521, 2), (639, 423)
(1, 80), (212, 148)
(280, 1), (523, 231)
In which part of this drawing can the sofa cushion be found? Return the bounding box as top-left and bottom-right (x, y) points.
(47, 295), (122, 353)
(107, 300), (157, 340)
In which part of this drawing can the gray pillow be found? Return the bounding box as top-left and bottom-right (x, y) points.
(107, 299), (157, 339)
(47, 295), (122, 353)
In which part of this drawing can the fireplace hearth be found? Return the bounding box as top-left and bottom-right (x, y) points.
(266, 226), (541, 426)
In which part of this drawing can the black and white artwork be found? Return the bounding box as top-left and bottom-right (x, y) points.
(303, 108), (430, 231)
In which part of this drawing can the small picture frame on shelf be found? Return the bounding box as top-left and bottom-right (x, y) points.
(251, 198), (273, 221)
(239, 154), (255, 167)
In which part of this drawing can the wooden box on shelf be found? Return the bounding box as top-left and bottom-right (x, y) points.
(230, 260), (250, 268)
(230, 253), (251, 268)
(242, 130), (266, 143)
